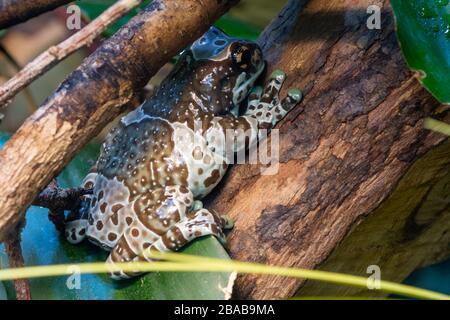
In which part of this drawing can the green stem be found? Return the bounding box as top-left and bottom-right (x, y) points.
(424, 118), (450, 136)
(0, 252), (448, 300)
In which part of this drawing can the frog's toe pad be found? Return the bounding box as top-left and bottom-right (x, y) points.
(288, 88), (303, 102)
(65, 220), (87, 244)
(270, 69), (286, 83)
(191, 200), (204, 211)
(281, 88), (303, 112)
(221, 215), (234, 229)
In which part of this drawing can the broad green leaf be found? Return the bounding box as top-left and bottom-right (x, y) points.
(391, 0), (450, 103)
(0, 132), (231, 300)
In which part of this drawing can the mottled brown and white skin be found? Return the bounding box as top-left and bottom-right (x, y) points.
(64, 27), (302, 279)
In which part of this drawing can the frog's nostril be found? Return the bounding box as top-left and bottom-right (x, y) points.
(214, 39), (227, 46)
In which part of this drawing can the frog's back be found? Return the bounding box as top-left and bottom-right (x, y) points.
(84, 115), (182, 248)
(85, 98), (226, 248)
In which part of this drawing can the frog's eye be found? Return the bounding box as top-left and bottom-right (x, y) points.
(232, 46), (252, 70)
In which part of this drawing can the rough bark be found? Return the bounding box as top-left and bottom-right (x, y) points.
(297, 139), (450, 297)
(0, 0), (239, 241)
(3, 223), (31, 300)
(205, 0), (450, 299)
(0, 0), (72, 30)
(32, 179), (91, 232)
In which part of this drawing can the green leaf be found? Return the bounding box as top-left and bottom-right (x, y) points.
(0, 132), (231, 300)
(391, 0), (450, 103)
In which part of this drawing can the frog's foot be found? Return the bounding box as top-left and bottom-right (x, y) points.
(190, 200), (204, 211)
(216, 212), (234, 229)
(188, 200), (234, 229)
(189, 201), (234, 228)
(64, 198), (91, 245)
(64, 171), (98, 245)
(105, 185), (196, 279)
(65, 219), (87, 244)
(106, 208), (231, 280)
(146, 208), (230, 256)
(245, 70), (303, 128)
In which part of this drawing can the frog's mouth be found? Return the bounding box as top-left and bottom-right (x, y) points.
(231, 60), (265, 115)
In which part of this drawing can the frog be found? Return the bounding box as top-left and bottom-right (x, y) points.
(64, 26), (302, 279)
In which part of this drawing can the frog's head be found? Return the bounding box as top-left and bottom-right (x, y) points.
(184, 26), (265, 115)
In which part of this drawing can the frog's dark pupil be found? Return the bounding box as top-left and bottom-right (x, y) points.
(232, 48), (252, 68)
(241, 50), (252, 65)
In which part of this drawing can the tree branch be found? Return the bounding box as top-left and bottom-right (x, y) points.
(0, 0), (144, 110)
(32, 180), (91, 212)
(4, 224), (31, 300)
(0, 0), (72, 30)
(206, 0), (450, 299)
(0, 0), (239, 242)
(30, 179), (91, 233)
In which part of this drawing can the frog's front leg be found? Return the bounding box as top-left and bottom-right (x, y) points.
(245, 70), (303, 129)
(105, 185), (192, 279)
(207, 70), (302, 156)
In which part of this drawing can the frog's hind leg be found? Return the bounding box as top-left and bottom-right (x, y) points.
(106, 185), (194, 279)
(65, 172), (97, 244)
(145, 208), (232, 258)
(106, 204), (232, 279)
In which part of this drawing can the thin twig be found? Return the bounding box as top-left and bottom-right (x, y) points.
(0, 0), (143, 110)
(0, 45), (38, 112)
